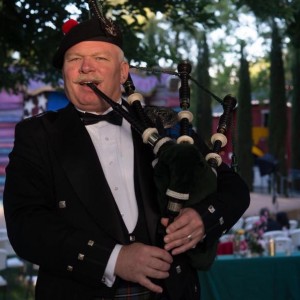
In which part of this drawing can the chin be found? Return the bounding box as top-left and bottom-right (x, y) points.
(81, 102), (108, 113)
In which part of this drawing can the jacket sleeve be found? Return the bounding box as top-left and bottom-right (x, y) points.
(191, 131), (250, 245)
(191, 163), (250, 245)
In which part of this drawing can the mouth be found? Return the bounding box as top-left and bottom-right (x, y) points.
(78, 80), (101, 86)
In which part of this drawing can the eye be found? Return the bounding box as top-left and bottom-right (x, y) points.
(70, 57), (81, 62)
(65, 56), (81, 63)
(95, 56), (108, 61)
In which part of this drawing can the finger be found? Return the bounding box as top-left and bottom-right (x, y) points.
(171, 235), (197, 255)
(148, 257), (171, 272)
(152, 248), (173, 264)
(164, 225), (190, 243)
(146, 267), (170, 280)
(165, 231), (201, 253)
(161, 218), (169, 228)
(139, 276), (164, 294)
(171, 243), (192, 255)
(165, 217), (187, 234)
(165, 210), (197, 235)
(165, 215), (204, 243)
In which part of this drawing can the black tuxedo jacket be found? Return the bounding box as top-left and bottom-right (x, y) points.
(4, 103), (250, 299)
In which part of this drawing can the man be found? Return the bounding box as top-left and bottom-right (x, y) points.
(3, 8), (250, 300)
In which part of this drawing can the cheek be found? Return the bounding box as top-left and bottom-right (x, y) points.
(64, 78), (78, 100)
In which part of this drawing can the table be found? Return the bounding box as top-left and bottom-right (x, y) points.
(198, 252), (300, 300)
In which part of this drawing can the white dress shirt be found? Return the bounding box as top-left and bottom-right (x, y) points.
(82, 105), (138, 286)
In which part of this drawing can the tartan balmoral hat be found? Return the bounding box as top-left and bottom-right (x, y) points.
(52, 2), (123, 69)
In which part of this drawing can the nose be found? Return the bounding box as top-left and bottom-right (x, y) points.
(79, 57), (95, 74)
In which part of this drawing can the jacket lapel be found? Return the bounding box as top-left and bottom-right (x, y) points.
(122, 100), (161, 244)
(45, 104), (127, 243)
(132, 130), (160, 245)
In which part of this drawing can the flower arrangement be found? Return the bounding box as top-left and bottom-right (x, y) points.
(245, 216), (267, 255)
(233, 229), (248, 257)
(246, 231), (265, 255)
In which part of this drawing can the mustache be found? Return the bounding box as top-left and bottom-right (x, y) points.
(72, 76), (103, 85)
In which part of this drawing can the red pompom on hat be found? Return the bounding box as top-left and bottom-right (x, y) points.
(62, 19), (79, 34)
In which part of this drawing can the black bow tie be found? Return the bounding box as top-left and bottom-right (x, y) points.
(78, 110), (123, 126)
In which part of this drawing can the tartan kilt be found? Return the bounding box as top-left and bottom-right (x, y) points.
(93, 280), (153, 300)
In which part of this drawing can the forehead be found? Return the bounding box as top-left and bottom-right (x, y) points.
(65, 40), (120, 55)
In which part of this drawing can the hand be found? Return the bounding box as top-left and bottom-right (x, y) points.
(161, 208), (205, 255)
(114, 243), (173, 293)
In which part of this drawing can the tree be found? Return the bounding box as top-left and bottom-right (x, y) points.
(286, 5), (300, 175)
(268, 19), (288, 185)
(235, 0), (294, 192)
(290, 50), (300, 171)
(236, 42), (253, 190)
(0, 0), (218, 91)
(193, 32), (212, 143)
(0, 0), (146, 90)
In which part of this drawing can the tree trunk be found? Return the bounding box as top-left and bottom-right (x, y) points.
(236, 43), (253, 190)
(291, 47), (300, 190)
(194, 32), (212, 145)
(268, 20), (288, 194)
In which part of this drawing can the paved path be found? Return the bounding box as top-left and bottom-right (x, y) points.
(244, 192), (300, 219)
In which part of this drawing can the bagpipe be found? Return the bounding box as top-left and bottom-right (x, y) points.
(87, 61), (237, 225)
(85, 2), (237, 298)
(86, 0), (237, 229)
(86, 0), (237, 275)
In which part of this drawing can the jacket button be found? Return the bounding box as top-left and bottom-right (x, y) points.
(67, 265), (73, 272)
(59, 201), (66, 208)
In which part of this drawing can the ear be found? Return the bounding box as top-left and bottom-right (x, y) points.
(120, 61), (130, 84)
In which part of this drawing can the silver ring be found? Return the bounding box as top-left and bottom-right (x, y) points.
(187, 234), (193, 242)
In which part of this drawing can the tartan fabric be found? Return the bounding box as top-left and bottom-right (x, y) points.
(113, 285), (151, 299)
(93, 281), (153, 300)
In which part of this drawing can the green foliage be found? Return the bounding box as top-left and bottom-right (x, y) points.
(250, 59), (270, 100)
(0, 0), (219, 91)
(233, 0), (296, 20)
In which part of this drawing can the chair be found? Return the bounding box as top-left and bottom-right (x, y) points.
(289, 228), (300, 251)
(274, 237), (292, 254)
(219, 234), (233, 243)
(231, 217), (244, 232)
(288, 169), (300, 195)
(0, 249), (8, 300)
(289, 220), (298, 230)
(0, 237), (16, 257)
(0, 230), (7, 240)
(0, 237), (25, 278)
(25, 263), (39, 300)
(244, 216), (260, 231)
(262, 230), (287, 242)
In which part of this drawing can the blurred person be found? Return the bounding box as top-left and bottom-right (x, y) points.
(259, 207), (281, 232)
(276, 211), (290, 230)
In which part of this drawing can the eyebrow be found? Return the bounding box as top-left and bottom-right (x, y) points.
(66, 51), (112, 57)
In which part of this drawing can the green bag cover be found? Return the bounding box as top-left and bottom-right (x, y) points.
(153, 142), (217, 212)
(153, 142), (218, 269)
